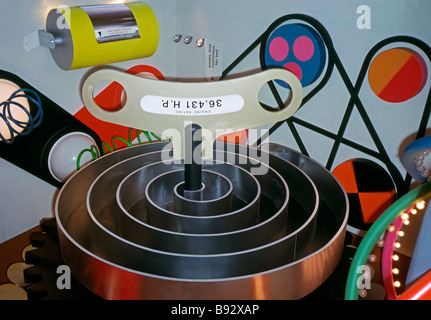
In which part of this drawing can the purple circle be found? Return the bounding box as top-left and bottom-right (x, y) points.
(269, 37), (289, 62)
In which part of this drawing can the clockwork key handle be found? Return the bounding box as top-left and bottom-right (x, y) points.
(81, 68), (303, 160)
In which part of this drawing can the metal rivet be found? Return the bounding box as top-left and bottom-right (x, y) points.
(196, 38), (205, 47)
(184, 35), (193, 44)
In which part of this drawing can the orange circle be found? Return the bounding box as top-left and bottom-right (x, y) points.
(368, 48), (427, 103)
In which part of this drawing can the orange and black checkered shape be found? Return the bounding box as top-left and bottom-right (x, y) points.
(332, 158), (396, 230)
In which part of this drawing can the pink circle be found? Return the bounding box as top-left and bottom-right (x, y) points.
(284, 62), (302, 81)
(269, 37), (289, 62)
(293, 36), (314, 62)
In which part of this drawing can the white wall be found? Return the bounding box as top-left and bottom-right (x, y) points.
(1, 0), (430, 242)
(0, 0), (177, 242)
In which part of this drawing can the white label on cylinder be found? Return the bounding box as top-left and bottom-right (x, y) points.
(96, 26), (139, 40)
(140, 95), (244, 116)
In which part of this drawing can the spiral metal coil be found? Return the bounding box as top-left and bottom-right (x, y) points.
(55, 141), (348, 299)
(0, 88), (43, 144)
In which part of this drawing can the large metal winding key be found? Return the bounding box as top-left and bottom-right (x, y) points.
(81, 68), (303, 160)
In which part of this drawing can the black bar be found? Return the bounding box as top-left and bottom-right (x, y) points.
(184, 123), (202, 191)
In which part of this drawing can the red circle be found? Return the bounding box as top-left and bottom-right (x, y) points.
(111, 65), (166, 110)
(283, 62), (302, 81)
(368, 48), (427, 103)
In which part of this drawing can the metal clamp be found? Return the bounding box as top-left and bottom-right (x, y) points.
(38, 30), (56, 49)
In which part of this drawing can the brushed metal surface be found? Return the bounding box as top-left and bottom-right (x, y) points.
(55, 141), (348, 299)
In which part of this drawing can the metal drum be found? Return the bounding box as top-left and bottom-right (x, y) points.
(55, 141), (348, 299)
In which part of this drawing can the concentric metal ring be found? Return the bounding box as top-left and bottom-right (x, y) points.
(55, 141), (348, 299)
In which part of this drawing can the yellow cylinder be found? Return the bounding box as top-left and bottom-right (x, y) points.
(46, 2), (159, 70)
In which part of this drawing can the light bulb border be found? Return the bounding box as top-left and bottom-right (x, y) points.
(345, 181), (431, 300)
